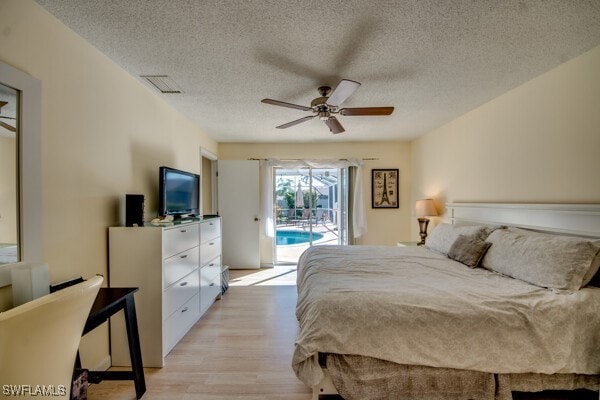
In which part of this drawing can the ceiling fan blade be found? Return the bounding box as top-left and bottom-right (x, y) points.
(0, 121), (16, 132)
(262, 99), (312, 111)
(326, 79), (361, 107)
(0, 115), (16, 120)
(340, 107), (394, 116)
(324, 117), (345, 134)
(0, 101), (7, 109)
(276, 115), (316, 129)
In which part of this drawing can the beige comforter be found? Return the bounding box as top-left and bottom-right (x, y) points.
(293, 245), (600, 387)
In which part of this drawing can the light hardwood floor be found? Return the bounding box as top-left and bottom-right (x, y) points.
(87, 268), (310, 399)
(87, 267), (595, 400)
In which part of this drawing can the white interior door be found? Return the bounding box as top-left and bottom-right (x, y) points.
(217, 160), (260, 269)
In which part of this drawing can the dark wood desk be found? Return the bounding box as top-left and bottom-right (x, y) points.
(80, 287), (146, 399)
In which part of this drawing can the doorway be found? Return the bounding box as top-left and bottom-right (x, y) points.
(274, 167), (348, 264)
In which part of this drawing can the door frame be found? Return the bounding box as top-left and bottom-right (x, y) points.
(273, 166), (348, 265)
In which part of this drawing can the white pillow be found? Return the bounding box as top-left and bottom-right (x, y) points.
(482, 228), (600, 291)
(425, 223), (494, 255)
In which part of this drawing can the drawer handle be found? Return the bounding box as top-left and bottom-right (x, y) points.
(180, 281), (188, 287)
(209, 283), (215, 287)
(180, 254), (188, 259)
(209, 222), (213, 226)
(209, 263), (214, 266)
(181, 307), (188, 313)
(209, 242), (215, 246)
(180, 229), (187, 233)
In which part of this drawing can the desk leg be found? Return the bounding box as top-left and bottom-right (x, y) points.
(123, 295), (146, 399)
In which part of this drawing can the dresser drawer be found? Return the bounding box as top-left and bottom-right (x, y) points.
(164, 269), (200, 318)
(200, 274), (221, 316)
(163, 224), (199, 258)
(200, 219), (221, 243)
(200, 237), (220, 266)
(201, 256), (221, 284)
(163, 246), (199, 288)
(164, 293), (200, 355)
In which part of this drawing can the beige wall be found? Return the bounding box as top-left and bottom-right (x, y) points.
(219, 141), (413, 259)
(411, 45), (600, 240)
(0, 0), (217, 368)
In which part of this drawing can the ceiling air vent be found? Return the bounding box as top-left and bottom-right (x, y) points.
(141, 75), (182, 94)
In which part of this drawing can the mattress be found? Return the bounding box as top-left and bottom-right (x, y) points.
(293, 245), (600, 387)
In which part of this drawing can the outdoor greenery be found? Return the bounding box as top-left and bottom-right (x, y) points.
(302, 190), (319, 209)
(276, 179), (296, 209)
(276, 178), (319, 209)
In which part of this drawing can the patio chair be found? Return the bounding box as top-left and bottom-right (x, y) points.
(276, 209), (288, 225)
(315, 208), (326, 226)
(287, 208), (297, 225)
(298, 208), (312, 227)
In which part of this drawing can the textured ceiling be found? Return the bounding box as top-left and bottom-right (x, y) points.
(35, 0), (600, 143)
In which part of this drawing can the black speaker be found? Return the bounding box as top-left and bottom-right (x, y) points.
(126, 194), (144, 227)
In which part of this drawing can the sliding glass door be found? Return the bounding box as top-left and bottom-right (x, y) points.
(274, 167), (348, 264)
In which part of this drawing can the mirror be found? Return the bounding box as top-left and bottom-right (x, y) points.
(0, 61), (42, 287)
(0, 83), (19, 264)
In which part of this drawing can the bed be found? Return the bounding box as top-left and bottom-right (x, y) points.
(293, 203), (600, 400)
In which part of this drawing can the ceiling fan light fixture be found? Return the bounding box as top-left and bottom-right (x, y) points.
(261, 79), (394, 134)
(318, 111), (330, 120)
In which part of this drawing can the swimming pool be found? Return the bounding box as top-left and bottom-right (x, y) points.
(276, 230), (324, 246)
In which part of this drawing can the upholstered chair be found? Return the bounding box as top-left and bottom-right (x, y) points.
(0, 275), (102, 399)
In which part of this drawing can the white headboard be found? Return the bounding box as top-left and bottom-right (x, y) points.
(445, 203), (600, 238)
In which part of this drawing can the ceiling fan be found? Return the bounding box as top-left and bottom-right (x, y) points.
(261, 79), (394, 134)
(0, 101), (16, 133)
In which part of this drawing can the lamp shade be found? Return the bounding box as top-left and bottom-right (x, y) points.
(415, 199), (438, 217)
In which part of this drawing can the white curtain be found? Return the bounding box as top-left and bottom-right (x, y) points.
(259, 159), (276, 238)
(259, 158), (367, 239)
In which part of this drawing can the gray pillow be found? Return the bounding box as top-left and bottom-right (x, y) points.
(582, 252), (600, 287)
(505, 228), (600, 288)
(448, 235), (492, 268)
(425, 223), (494, 255)
(482, 229), (600, 291)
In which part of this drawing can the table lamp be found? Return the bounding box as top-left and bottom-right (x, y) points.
(415, 199), (438, 245)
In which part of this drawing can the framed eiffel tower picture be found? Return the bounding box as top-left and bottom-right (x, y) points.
(372, 169), (399, 208)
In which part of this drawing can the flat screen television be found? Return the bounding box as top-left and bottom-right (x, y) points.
(158, 166), (200, 219)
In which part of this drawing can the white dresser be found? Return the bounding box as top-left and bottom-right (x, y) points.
(199, 219), (222, 315)
(109, 216), (222, 367)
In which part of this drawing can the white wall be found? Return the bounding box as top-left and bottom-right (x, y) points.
(0, 0), (218, 368)
(411, 45), (600, 239)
